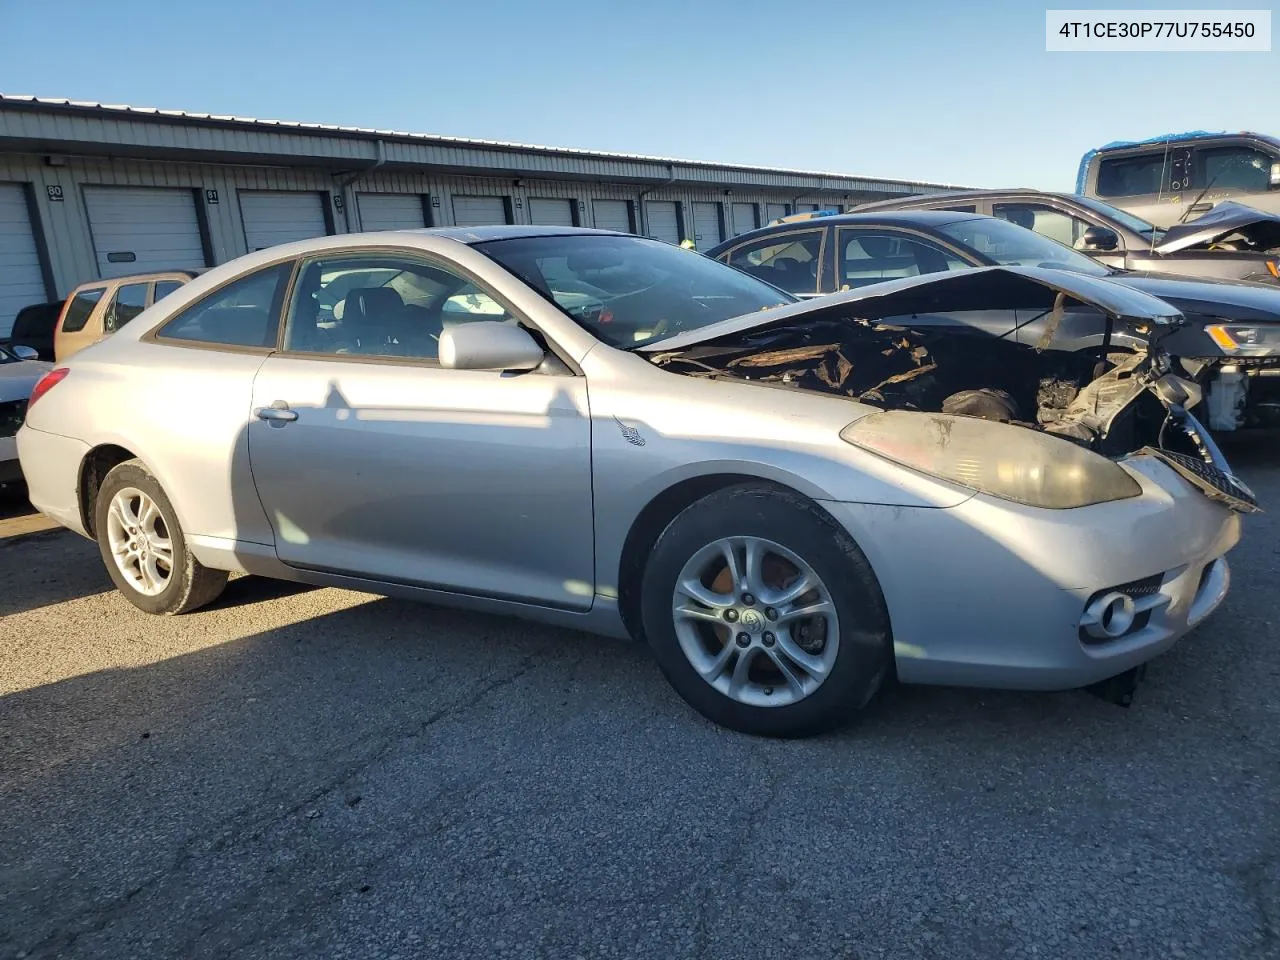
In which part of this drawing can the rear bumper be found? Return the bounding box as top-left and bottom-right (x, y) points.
(821, 453), (1240, 690)
(15, 425), (90, 537)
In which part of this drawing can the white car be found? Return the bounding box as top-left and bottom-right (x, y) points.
(0, 344), (51, 488)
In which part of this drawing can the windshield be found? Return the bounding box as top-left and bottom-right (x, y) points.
(474, 235), (792, 348)
(1072, 195), (1165, 240)
(937, 217), (1112, 278)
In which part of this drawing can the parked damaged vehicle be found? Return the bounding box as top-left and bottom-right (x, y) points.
(1076, 130), (1280, 228)
(1, 342), (52, 489)
(19, 228), (1252, 737)
(850, 190), (1280, 286)
(708, 211), (1280, 433)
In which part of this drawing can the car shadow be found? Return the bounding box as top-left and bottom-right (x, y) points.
(2, 555), (1273, 959)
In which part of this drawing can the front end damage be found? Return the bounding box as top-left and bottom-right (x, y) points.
(642, 266), (1255, 705)
(644, 266), (1260, 515)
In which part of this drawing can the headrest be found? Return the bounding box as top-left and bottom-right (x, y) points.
(342, 287), (404, 327)
(857, 236), (893, 258)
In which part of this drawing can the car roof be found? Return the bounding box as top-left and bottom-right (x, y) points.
(72, 269), (203, 289)
(716, 209), (981, 249)
(852, 188), (1074, 211)
(1091, 131), (1280, 154)
(394, 225), (626, 244)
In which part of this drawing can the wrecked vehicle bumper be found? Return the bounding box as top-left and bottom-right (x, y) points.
(818, 452), (1240, 691)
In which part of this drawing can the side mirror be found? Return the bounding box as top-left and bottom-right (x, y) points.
(10, 345), (39, 361)
(438, 321), (545, 372)
(1081, 225), (1119, 252)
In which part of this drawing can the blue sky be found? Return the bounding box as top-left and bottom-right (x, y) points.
(3, 0), (1276, 189)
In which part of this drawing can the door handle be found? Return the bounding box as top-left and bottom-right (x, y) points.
(1190, 202), (1213, 212)
(255, 401), (298, 423)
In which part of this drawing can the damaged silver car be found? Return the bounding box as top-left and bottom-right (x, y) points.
(18, 228), (1256, 737)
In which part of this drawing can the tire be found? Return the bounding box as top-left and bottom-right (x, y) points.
(640, 483), (891, 738)
(94, 459), (227, 615)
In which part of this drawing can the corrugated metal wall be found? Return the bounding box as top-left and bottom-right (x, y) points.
(0, 151), (898, 299)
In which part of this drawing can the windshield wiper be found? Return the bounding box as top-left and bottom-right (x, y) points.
(1178, 175), (1220, 224)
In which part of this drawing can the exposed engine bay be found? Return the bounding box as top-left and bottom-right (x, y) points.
(649, 318), (1161, 453)
(639, 265), (1260, 512)
(648, 316), (1260, 514)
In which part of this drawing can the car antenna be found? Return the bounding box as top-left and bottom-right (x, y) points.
(1150, 137), (1172, 256)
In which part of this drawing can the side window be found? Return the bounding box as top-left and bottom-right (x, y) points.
(938, 204), (977, 213)
(60, 287), (106, 333)
(837, 231), (969, 288)
(1197, 146), (1273, 191)
(103, 282), (149, 333)
(152, 280), (184, 303)
(1096, 153), (1167, 197)
(724, 230), (823, 294)
(155, 262), (291, 348)
(992, 203), (1088, 248)
(283, 254), (514, 361)
(442, 283), (514, 324)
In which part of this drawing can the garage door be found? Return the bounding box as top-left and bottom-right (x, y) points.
(83, 186), (207, 279)
(357, 193), (427, 232)
(528, 198), (575, 227)
(766, 203), (789, 224)
(593, 200), (632, 233)
(0, 183), (49, 337)
(452, 196), (509, 227)
(240, 191), (329, 251)
(646, 201), (680, 244)
(692, 202), (723, 251)
(731, 202), (758, 236)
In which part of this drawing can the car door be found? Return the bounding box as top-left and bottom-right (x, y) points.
(1190, 141), (1280, 218)
(833, 226), (1022, 338)
(246, 249), (595, 611)
(989, 200), (1128, 271)
(101, 280), (151, 337)
(1093, 146), (1193, 228)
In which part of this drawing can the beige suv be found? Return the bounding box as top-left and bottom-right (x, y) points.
(54, 270), (199, 361)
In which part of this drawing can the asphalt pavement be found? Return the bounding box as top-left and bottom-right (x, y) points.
(1, 444), (1278, 960)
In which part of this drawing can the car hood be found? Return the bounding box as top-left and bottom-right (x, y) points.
(639, 265), (1183, 353)
(1113, 271), (1280, 323)
(1154, 201), (1280, 255)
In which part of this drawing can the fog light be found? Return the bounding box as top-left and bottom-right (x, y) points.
(1083, 591), (1136, 640)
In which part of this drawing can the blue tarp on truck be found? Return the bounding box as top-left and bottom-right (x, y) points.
(1074, 130), (1226, 194)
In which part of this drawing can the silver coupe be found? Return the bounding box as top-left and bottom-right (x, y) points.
(17, 227), (1255, 736)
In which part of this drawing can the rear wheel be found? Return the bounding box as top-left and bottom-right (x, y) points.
(94, 459), (227, 615)
(640, 483), (891, 737)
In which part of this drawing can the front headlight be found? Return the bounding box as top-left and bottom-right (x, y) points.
(1205, 322), (1280, 356)
(840, 411), (1143, 509)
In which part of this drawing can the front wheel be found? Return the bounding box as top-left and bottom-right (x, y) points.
(640, 483), (892, 737)
(94, 459), (228, 615)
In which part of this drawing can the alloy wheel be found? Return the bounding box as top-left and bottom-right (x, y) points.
(671, 536), (840, 708)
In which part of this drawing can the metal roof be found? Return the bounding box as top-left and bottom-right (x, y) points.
(0, 93), (967, 194)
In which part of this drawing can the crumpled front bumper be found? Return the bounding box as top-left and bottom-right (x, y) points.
(819, 453), (1241, 691)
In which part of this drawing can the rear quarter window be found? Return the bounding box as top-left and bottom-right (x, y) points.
(59, 287), (107, 333)
(154, 263), (291, 349)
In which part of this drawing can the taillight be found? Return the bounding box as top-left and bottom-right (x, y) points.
(28, 368), (69, 408)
